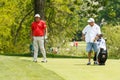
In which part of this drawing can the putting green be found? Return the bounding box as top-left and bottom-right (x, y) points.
(19, 57), (120, 80)
(39, 58), (120, 80)
(0, 55), (64, 80)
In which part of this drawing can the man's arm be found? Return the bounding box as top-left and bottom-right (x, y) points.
(82, 27), (87, 41)
(82, 33), (85, 41)
(94, 35), (99, 42)
(30, 30), (33, 41)
(44, 22), (48, 39)
(45, 28), (47, 36)
(31, 23), (33, 41)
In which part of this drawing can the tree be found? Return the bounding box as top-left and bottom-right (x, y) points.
(44, 0), (81, 48)
(0, 0), (33, 53)
(80, 0), (120, 25)
(34, 0), (45, 20)
(98, 0), (120, 25)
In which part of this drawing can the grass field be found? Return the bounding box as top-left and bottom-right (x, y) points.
(40, 58), (120, 80)
(1, 55), (120, 80)
(0, 55), (64, 80)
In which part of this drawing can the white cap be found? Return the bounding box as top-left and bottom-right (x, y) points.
(87, 18), (95, 22)
(34, 14), (40, 18)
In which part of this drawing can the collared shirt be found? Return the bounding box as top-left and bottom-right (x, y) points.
(97, 38), (106, 50)
(82, 23), (101, 43)
(31, 20), (46, 36)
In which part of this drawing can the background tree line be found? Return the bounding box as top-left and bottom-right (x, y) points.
(0, 0), (120, 58)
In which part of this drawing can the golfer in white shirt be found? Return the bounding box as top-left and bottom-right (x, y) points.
(82, 18), (101, 65)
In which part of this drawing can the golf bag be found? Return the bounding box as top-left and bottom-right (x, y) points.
(29, 43), (41, 56)
(98, 48), (108, 65)
(29, 43), (34, 56)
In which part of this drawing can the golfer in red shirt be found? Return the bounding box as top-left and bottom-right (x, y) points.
(31, 14), (47, 63)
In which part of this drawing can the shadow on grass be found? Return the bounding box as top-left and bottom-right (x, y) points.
(0, 53), (87, 59)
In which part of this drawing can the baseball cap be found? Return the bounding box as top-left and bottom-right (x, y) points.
(34, 14), (40, 18)
(87, 18), (95, 23)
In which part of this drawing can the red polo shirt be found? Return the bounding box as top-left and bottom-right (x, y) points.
(31, 20), (46, 36)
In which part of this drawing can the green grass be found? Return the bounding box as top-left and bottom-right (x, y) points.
(21, 57), (120, 80)
(1, 55), (120, 80)
(0, 55), (64, 80)
(41, 58), (120, 80)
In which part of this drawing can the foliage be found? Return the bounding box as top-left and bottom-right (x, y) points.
(102, 25), (120, 58)
(45, 0), (82, 48)
(0, 0), (33, 53)
(0, 0), (120, 58)
(98, 0), (120, 25)
(73, 0), (120, 25)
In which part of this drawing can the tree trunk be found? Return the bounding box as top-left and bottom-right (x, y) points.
(34, 0), (45, 20)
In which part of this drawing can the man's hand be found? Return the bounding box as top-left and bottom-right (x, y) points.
(93, 36), (99, 42)
(44, 35), (48, 40)
(31, 36), (33, 41)
(81, 36), (85, 41)
(44, 28), (48, 40)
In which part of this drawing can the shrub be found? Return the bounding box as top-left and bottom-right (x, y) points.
(102, 25), (120, 58)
